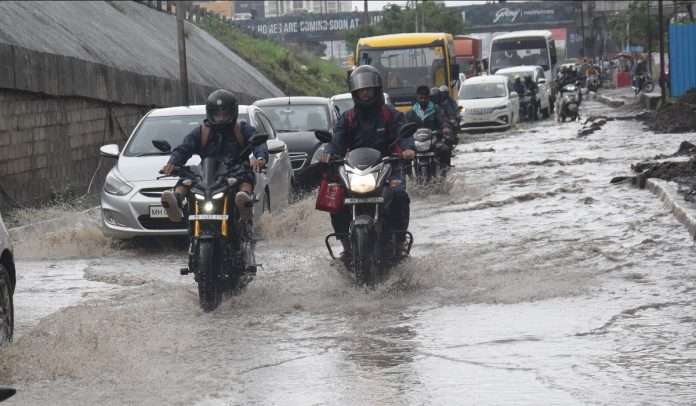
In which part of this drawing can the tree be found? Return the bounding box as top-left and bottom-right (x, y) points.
(608, 1), (659, 51)
(344, 1), (467, 53)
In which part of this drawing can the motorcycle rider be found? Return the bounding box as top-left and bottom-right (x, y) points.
(558, 65), (582, 103)
(438, 84), (460, 127)
(407, 85), (454, 170)
(160, 89), (268, 223)
(320, 65), (416, 259)
(523, 74), (539, 119)
(632, 55), (648, 90)
(513, 75), (526, 97)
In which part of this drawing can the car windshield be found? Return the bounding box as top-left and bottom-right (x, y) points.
(124, 113), (250, 156)
(333, 98), (353, 114)
(490, 38), (549, 72)
(458, 83), (507, 100)
(357, 46), (447, 93)
(261, 104), (330, 132)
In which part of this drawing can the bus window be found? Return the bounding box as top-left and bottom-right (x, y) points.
(490, 38), (550, 73)
(357, 46), (447, 93)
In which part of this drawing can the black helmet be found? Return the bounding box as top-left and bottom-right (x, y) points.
(206, 89), (238, 129)
(430, 87), (441, 103)
(348, 65), (383, 108)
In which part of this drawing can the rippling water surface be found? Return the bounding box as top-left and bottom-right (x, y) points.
(2, 100), (696, 405)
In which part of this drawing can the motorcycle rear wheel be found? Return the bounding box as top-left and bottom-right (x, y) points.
(645, 81), (655, 93)
(197, 240), (223, 312)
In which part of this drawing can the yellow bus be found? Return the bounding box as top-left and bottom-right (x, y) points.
(355, 33), (459, 112)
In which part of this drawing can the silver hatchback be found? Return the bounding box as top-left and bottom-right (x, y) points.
(99, 105), (292, 239)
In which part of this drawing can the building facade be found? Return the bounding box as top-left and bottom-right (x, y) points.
(264, 0), (352, 18)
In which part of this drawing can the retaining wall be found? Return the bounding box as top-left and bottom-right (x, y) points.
(0, 1), (284, 207)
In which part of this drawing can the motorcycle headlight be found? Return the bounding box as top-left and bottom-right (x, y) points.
(212, 192), (225, 200)
(414, 129), (432, 142)
(415, 140), (432, 152)
(348, 173), (377, 194)
(194, 193), (205, 201)
(203, 201), (214, 213)
(104, 171), (132, 196)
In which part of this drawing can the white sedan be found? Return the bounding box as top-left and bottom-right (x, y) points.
(458, 75), (519, 132)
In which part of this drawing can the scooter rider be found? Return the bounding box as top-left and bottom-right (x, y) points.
(320, 65), (416, 259)
(407, 85), (453, 169)
(160, 89), (268, 223)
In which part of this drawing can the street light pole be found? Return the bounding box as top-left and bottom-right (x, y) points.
(658, 0), (666, 102)
(580, 1), (585, 59)
(176, 1), (190, 106)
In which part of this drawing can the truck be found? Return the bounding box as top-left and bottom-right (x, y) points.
(453, 35), (483, 79)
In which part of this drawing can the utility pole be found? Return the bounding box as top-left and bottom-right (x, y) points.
(658, 0), (666, 102)
(414, 0), (419, 33)
(648, 0), (653, 75)
(176, 1), (190, 106)
(580, 1), (585, 58)
(363, 0), (368, 28)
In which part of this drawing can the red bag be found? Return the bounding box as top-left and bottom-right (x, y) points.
(316, 175), (345, 213)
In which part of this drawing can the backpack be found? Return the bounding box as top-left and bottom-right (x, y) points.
(200, 123), (245, 149)
(345, 105), (394, 131)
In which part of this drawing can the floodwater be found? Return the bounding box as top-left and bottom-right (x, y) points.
(2, 99), (696, 405)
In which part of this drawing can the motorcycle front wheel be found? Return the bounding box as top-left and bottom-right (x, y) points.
(352, 226), (377, 287)
(197, 239), (223, 312)
(645, 81), (655, 93)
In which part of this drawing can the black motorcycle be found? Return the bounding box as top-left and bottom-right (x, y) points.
(412, 128), (445, 184)
(153, 133), (268, 311)
(555, 83), (581, 122)
(519, 90), (538, 122)
(633, 74), (655, 95)
(316, 123), (416, 287)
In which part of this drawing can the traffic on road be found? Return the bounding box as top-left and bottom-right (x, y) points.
(1, 26), (694, 406)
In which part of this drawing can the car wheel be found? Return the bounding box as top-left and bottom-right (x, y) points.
(0, 265), (13, 344)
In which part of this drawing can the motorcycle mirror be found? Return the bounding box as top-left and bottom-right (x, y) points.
(249, 132), (269, 146)
(152, 140), (172, 153)
(314, 129), (332, 143)
(0, 387), (16, 402)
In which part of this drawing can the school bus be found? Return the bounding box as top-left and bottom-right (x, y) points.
(355, 33), (459, 112)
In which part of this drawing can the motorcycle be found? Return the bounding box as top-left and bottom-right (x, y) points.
(587, 71), (601, 92)
(412, 128), (446, 184)
(633, 74), (655, 95)
(555, 83), (581, 122)
(315, 123), (417, 287)
(519, 90), (538, 122)
(152, 133), (268, 311)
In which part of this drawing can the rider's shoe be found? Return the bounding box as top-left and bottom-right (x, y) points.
(161, 190), (183, 222)
(235, 191), (254, 221)
(338, 238), (352, 265)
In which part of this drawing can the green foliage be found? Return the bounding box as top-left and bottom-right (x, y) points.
(344, 1), (467, 54)
(197, 16), (346, 97)
(608, 1), (659, 51)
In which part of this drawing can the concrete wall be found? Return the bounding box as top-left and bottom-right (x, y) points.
(0, 89), (146, 207)
(0, 1), (285, 207)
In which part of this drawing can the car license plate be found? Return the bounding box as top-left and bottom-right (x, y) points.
(149, 206), (168, 218)
(188, 214), (229, 221)
(344, 197), (384, 204)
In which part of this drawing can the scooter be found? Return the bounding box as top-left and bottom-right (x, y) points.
(555, 83), (581, 122)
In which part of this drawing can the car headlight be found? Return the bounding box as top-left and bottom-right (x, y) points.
(492, 104), (508, 110)
(212, 192), (225, 200)
(348, 173), (377, 194)
(310, 144), (328, 165)
(104, 171), (132, 196)
(195, 193), (205, 201)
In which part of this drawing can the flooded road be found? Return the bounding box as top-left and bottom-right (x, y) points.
(2, 99), (696, 405)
